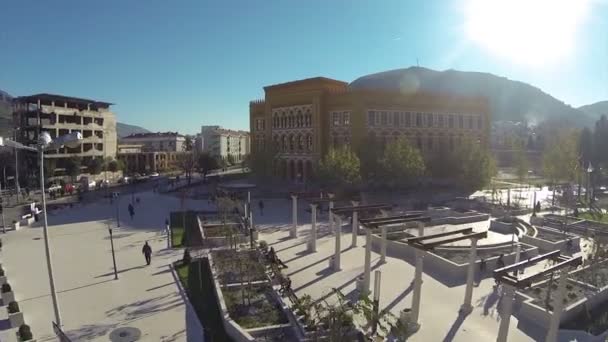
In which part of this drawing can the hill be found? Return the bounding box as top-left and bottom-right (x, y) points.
(349, 67), (594, 127)
(117, 122), (151, 138)
(579, 101), (608, 120)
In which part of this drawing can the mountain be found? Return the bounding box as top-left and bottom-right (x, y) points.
(117, 122), (151, 138)
(349, 67), (595, 127)
(579, 101), (608, 120)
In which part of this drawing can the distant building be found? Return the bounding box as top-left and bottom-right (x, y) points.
(194, 134), (204, 154)
(119, 132), (185, 152)
(250, 76), (490, 181)
(13, 93), (117, 178)
(200, 126), (250, 162)
(117, 150), (184, 174)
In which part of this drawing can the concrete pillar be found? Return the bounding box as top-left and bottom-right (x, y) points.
(362, 228), (372, 295)
(291, 195), (298, 238)
(545, 268), (569, 342)
(334, 216), (342, 271)
(247, 191), (251, 207)
(381, 226), (387, 263)
(249, 209), (254, 230)
(411, 248), (425, 325)
(352, 210), (358, 247)
(496, 284), (516, 342)
(329, 201), (334, 233)
(417, 222), (424, 237)
(309, 204), (317, 253)
(461, 238), (478, 314)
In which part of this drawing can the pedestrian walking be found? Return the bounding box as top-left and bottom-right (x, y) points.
(128, 203), (135, 220)
(142, 241), (152, 265)
(258, 200), (264, 216)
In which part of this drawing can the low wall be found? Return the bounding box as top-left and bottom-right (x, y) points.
(432, 213), (490, 226)
(520, 227), (580, 253)
(370, 234), (539, 282)
(489, 220), (515, 234)
(169, 263), (205, 342)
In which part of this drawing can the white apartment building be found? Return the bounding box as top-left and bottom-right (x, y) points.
(119, 132), (186, 152)
(200, 126), (250, 162)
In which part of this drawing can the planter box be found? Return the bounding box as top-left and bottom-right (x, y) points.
(8, 311), (24, 328)
(2, 291), (14, 305)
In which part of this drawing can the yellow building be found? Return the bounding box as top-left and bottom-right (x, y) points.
(250, 76), (490, 182)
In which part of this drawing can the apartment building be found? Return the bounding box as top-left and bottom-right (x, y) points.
(200, 126), (250, 162)
(13, 93), (117, 174)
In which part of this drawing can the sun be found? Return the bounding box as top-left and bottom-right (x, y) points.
(464, 0), (589, 67)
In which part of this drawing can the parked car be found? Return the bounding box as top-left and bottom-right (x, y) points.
(149, 172), (160, 178)
(46, 184), (62, 193)
(118, 176), (131, 184)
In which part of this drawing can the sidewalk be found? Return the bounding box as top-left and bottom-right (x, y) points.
(0, 190), (206, 341)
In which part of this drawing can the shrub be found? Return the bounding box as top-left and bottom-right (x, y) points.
(0, 266), (4, 277)
(7, 301), (19, 313)
(2, 283), (11, 293)
(18, 324), (33, 341)
(183, 249), (192, 265)
(568, 292), (577, 300)
(258, 240), (268, 253)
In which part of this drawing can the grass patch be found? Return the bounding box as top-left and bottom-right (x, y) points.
(223, 283), (288, 329)
(579, 212), (608, 224)
(172, 226), (184, 248)
(176, 263), (188, 291)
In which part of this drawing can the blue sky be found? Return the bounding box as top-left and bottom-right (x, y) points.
(1, 0), (607, 134)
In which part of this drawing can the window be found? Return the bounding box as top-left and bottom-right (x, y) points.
(387, 112), (392, 125)
(368, 111), (375, 126)
(298, 134), (304, 151)
(333, 112), (341, 126)
(438, 114), (444, 128)
(426, 113), (433, 127)
(458, 115), (464, 129)
(381, 111), (388, 125)
(343, 112), (350, 126)
(307, 134), (313, 151)
(405, 112), (411, 127)
(448, 115), (454, 128)
(416, 113), (423, 127)
(468, 116), (473, 129)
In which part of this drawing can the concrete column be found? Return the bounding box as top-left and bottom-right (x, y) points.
(329, 201), (334, 233)
(352, 210), (358, 247)
(496, 284), (516, 342)
(381, 226), (387, 263)
(417, 222), (424, 237)
(545, 268), (569, 342)
(309, 204), (317, 253)
(362, 228), (372, 295)
(411, 248), (425, 325)
(334, 216), (342, 271)
(249, 209), (254, 231)
(291, 195), (298, 238)
(461, 238), (478, 314)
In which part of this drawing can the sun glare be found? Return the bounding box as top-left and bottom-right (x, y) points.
(465, 0), (589, 67)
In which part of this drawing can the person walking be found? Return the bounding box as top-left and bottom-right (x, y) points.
(142, 241), (152, 265)
(258, 200), (264, 216)
(128, 203), (135, 220)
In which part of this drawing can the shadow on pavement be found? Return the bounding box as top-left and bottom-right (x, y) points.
(95, 265), (146, 278)
(442, 310), (470, 342)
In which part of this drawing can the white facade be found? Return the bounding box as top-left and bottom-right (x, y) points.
(200, 126), (250, 162)
(120, 133), (185, 152)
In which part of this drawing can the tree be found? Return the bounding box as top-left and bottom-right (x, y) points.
(197, 153), (219, 178)
(543, 130), (579, 207)
(177, 153), (196, 185)
(86, 157), (104, 175)
(356, 134), (384, 182)
(64, 157), (82, 182)
(226, 154), (235, 166)
(183, 136), (193, 152)
(452, 138), (496, 191)
(514, 139), (529, 185)
(378, 137), (425, 188)
(316, 147), (362, 189)
(107, 159), (119, 173)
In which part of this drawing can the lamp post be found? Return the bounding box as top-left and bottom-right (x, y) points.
(113, 192), (120, 227)
(108, 223), (119, 280)
(0, 131), (83, 327)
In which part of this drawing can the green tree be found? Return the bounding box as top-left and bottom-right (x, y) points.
(183, 136), (193, 152)
(543, 130), (579, 206)
(226, 154), (235, 166)
(378, 137), (425, 188)
(316, 147), (361, 188)
(356, 134), (383, 182)
(514, 139), (529, 185)
(107, 159), (119, 173)
(86, 157), (104, 175)
(453, 138), (496, 191)
(197, 152), (219, 178)
(64, 157), (82, 182)
(177, 153), (196, 184)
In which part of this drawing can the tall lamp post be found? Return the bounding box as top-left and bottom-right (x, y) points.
(0, 131), (83, 327)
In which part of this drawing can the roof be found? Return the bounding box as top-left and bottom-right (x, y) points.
(121, 132), (185, 139)
(264, 77), (348, 91)
(15, 93), (113, 107)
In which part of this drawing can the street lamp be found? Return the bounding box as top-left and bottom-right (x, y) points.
(0, 131), (83, 327)
(587, 163), (594, 204)
(107, 223), (119, 280)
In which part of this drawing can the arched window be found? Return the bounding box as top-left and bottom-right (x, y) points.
(297, 134), (304, 151)
(289, 134), (295, 151)
(307, 134), (313, 151)
(274, 135), (280, 151)
(282, 135), (287, 152)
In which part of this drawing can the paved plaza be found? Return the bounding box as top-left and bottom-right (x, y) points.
(0, 190), (205, 341)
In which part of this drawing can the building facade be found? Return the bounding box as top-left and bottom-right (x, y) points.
(119, 132), (186, 152)
(117, 150), (184, 174)
(13, 93), (117, 173)
(250, 77), (491, 181)
(200, 126), (250, 162)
